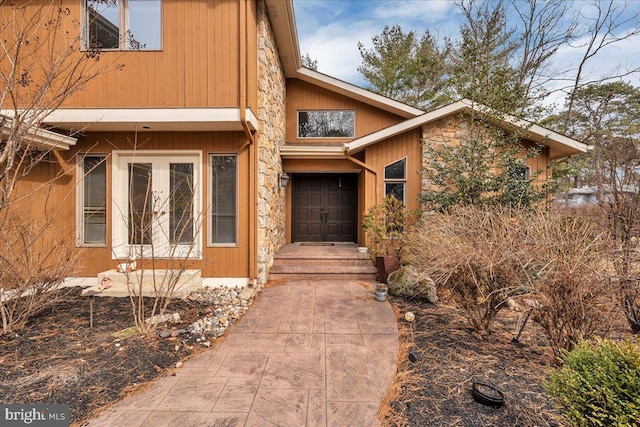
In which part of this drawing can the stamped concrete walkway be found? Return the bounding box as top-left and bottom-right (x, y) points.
(88, 280), (398, 427)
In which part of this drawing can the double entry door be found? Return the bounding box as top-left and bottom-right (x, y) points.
(111, 152), (201, 259)
(293, 174), (357, 242)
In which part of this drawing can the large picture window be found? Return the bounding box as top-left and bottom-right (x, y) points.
(384, 158), (407, 203)
(298, 110), (355, 138)
(210, 155), (237, 245)
(85, 0), (162, 50)
(79, 155), (107, 246)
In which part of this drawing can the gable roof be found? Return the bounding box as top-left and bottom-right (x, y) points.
(269, 2), (587, 161)
(264, 0), (423, 119)
(345, 99), (588, 160)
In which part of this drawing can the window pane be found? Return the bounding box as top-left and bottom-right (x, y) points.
(385, 158), (406, 180)
(128, 0), (162, 49)
(170, 163), (194, 244)
(128, 163), (152, 245)
(211, 156), (237, 244)
(385, 183), (405, 203)
(86, 0), (120, 49)
(83, 156), (106, 244)
(298, 111), (355, 138)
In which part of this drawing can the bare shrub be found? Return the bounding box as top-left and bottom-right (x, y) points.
(405, 206), (534, 333)
(112, 158), (202, 335)
(0, 217), (78, 334)
(527, 213), (614, 357)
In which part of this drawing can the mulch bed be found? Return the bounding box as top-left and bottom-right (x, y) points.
(0, 287), (216, 426)
(381, 297), (579, 427)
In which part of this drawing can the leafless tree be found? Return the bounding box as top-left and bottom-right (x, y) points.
(562, 0), (640, 127)
(0, 0), (116, 211)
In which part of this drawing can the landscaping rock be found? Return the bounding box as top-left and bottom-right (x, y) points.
(185, 286), (254, 340)
(387, 266), (438, 303)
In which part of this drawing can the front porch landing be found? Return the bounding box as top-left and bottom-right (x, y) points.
(269, 243), (377, 281)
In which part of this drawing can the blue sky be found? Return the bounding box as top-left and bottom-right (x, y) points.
(293, 0), (640, 109)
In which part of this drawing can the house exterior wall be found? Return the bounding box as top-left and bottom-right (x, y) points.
(420, 115), (551, 196)
(285, 79), (405, 144)
(10, 0), (258, 110)
(64, 132), (250, 278)
(255, 0), (286, 283)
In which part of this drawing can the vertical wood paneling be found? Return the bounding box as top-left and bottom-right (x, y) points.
(12, 131), (252, 278)
(364, 129), (423, 212)
(286, 79), (405, 143)
(23, 0), (247, 108)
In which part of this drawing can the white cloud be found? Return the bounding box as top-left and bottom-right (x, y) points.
(372, 0), (454, 23)
(300, 20), (377, 86)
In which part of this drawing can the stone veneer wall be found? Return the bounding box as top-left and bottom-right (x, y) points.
(256, 0), (286, 284)
(420, 116), (470, 195)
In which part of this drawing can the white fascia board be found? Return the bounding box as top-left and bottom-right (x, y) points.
(280, 145), (346, 159)
(41, 108), (259, 132)
(1, 115), (77, 150)
(346, 98), (588, 157)
(295, 68), (424, 119)
(346, 100), (470, 154)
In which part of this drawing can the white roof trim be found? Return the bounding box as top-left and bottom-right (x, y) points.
(346, 99), (588, 159)
(1, 115), (77, 150)
(280, 145), (346, 159)
(41, 108), (259, 133)
(266, 0), (424, 119)
(294, 68), (424, 119)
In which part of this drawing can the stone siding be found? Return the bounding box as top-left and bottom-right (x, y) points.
(420, 116), (469, 194)
(256, 0), (286, 284)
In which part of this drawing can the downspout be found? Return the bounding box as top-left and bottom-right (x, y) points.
(239, 0), (257, 285)
(344, 144), (379, 205)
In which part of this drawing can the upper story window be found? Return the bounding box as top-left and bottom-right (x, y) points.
(298, 110), (355, 138)
(384, 158), (407, 203)
(85, 0), (162, 50)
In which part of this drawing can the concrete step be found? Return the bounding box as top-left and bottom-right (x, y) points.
(270, 258), (374, 269)
(269, 263), (376, 274)
(269, 272), (377, 281)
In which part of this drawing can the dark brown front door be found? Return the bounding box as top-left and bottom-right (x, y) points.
(293, 174), (357, 242)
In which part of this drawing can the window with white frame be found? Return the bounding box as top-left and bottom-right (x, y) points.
(384, 158), (407, 203)
(85, 0), (162, 50)
(210, 155), (237, 245)
(297, 110), (355, 138)
(79, 154), (107, 246)
(111, 152), (201, 259)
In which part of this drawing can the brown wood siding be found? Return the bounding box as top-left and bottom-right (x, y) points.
(286, 79), (405, 145)
(11, 132), (252, 278)
(364, 129), (423, 212)
(15, 0), (249, 108)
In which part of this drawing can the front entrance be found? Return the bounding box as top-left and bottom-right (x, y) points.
(293, 174), (357, 242)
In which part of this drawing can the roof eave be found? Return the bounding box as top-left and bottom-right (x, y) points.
(1, 116), (77, 150)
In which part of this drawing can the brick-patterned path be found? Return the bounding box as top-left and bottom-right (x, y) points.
(87, 279), (398, 427)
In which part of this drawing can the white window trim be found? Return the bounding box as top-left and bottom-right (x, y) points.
(384, 157), (407, 205)
(76, 153), (108, 248)
(111, 150), (202, 260)
(208, 153), (239, 247)
(83, 0), (163, 51)
(296, 109), (356, 139)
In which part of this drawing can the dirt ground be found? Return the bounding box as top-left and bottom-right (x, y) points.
(380, 296), (628, 427)
(1, 286), (632, 427)
(0, 288), (220, 426)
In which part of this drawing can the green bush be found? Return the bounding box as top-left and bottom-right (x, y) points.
(545, 339), (640, 427)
